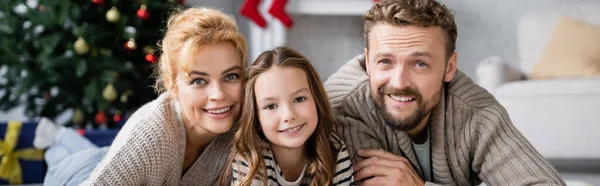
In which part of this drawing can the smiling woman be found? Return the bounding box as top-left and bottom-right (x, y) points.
(37, 6), (248, 186)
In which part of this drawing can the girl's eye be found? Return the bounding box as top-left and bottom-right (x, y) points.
(294, 97), (307, 103)
(416, 61), (428, 68)
(264, 104), (278, 110)
(225, 74), (239, 81)
(192, 78), (206, 85)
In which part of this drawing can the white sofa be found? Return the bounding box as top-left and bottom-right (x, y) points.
(475, 2), (600, 161)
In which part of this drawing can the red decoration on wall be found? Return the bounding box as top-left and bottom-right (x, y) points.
(240, 0), (267, 28)
(268, 0), (292, 28)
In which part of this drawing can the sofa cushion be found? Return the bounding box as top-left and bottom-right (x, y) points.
(518, 2), (600, 75)
(529, 16), (600, 79)
(495, 78), (600, 97)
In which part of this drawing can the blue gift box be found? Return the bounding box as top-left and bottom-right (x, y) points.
(80, 129), (119, 147)
(0, 122), (45, 185)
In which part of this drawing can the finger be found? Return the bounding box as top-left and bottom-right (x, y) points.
(353, 163), (401, 181)
(358, 149), (408, 162)
(352, 156), (405, 172)
(361, 176), (382, 186)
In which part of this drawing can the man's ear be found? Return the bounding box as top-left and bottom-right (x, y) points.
(444, 52), (458, 82)
(364, 48), (369, 75)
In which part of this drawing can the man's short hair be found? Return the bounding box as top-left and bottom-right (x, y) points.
(363, 0), (458, 58)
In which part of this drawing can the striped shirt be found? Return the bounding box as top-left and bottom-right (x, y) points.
(231, 134), (354, 186)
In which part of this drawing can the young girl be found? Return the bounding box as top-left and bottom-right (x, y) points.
(224, 46), (354, 186)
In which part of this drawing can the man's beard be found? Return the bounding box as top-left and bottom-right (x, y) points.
(372, 85), (442, 131)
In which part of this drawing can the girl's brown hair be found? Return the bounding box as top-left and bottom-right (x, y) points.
(222, 46), (337, 186)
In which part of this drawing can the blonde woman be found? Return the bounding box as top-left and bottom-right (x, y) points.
(35, 7), (247, 185)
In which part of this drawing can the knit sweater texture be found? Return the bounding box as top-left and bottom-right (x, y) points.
(82, 93), (234, 186)
(324, 55), (565, 186)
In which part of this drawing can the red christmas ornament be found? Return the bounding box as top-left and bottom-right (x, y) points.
(145, 54), (157, 64)
(268, 0), (293, 28)
(95, 111), (107, 124)
(240, 0), (267, 28)
(77, 129), (86, 136)
(91, 0), (104, 5)
(113, 115), (121, 122)
(178, 0), (186, 4)
(137, 5), (150, 20)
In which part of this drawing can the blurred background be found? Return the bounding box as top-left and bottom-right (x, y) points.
(1, 0), (599, 185)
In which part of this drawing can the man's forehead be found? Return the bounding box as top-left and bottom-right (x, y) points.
(367, 24), (447, 55)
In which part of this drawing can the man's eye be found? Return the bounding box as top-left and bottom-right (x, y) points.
(378, 59), (391, 65)
(416, 61), (428, 68)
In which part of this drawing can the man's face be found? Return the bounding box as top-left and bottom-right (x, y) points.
(365, 24), (457, 131)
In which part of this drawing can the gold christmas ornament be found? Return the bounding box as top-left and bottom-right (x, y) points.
(120, 94), (128, 103)
(74, 37), (89, 55)
(106, 6), (120, 23)
(72, 109), (84, 124)
(102, 83), (118, 102)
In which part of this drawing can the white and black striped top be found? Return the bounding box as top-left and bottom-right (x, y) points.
(231, 134), (354, 186)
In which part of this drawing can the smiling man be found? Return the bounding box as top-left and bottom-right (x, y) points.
(324, 0), (565, 185)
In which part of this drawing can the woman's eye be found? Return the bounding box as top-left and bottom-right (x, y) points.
(264, 104), (278, 110)
(294, 97), (306, 103)
(225, 74), (239, 81)
(192, 78), (206, 85)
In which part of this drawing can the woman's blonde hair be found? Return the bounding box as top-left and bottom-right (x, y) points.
(222, 46), (338, 186)
(154, 6), (248, 93)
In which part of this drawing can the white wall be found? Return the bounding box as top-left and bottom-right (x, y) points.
(285, 0), (600, 80)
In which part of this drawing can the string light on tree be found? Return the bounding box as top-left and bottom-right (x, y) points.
(113, 110), (122, 122)
(124, 38), (137, 51)
(106, 6), (120, 23)
(137, 4), (150, 20)
(144, 46), (157, 64)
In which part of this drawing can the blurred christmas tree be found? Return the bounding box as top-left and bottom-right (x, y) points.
(0, 0), (186, 128)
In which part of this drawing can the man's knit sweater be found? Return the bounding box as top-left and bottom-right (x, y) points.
(324, 55), (565, 186)
(82, 93), (234, 186)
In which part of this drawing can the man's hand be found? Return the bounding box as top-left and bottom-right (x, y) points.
(353, 149), (424, 186)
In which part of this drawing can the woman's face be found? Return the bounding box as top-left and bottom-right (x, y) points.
(174, 42), (243, 135)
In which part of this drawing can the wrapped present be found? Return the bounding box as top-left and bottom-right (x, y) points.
(0, 121), (45, 185)
(78, 129), (119, 147)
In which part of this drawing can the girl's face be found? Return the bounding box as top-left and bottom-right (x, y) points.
(254, 66), (318, 151)
(174, 42), (243, 135)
